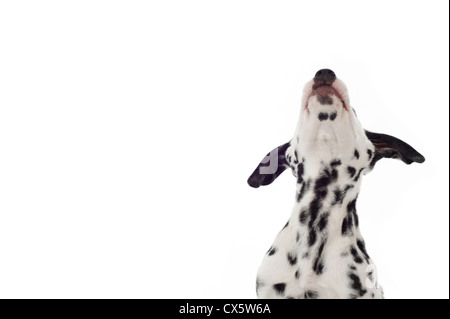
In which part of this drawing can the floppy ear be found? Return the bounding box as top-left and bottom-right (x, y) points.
(247, 142), (291, 188)
(365, 130), (425, 168)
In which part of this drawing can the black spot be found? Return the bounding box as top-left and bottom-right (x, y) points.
(268, 247), (277, 256)
(347, 199), (358, 227)
(341, 199), (357, 236)
(367, 149), (373, 160)
(318, 112), (329, 121)
(296, 232), (300, 242)
(329, 112), (337, 121)
(282, 221), (289, 230)
(353, 209), (359, 227)
(354, 149), (360, 159)
(313, 241), (326, 275)
(330, 159), (341, 167)
(316, 189), (327, 201)
(353, 168), (364, 182)
(331, 169), (338, 180)
(317, 94), (333, 105)
(332, 188), (343, 205)
(299, 210), (308, 224)
(347, 213), (353, 227)
(347, 214), (353, 229)
(295, 270), (300, 279)
(315, 262), (324, 275)
(318, 212), (329, 231)
(350, 246), (364, 264)
(344, 184), (354, 193)
(332, 184), (354, 206)
(305, 290), (319, 299)
(357, 239), (370, 262)
(347, 166), (356, 178)
(296, 163), (304, 183)
(348, 273), (367, 297)
(273, 283), (286, 296)
(287, 253), (298, 266)
(294, 150), (299, 164)
(314, 168), (337, 199)
(308, 229), (317, 247)
(286, 296), (294, 299)
(341, 218), (349, 235)
(315, 175), (330, 192)
(302, 252), (310, 259)
(297, 179), (311, 202)
(297, 182), (305, 202)
(371, 292), (375, 298)
(350, 265), (357, 270)
(317, 240), (326, 257)
(341, 210), (353, 236)
(308, 199), (321, 227)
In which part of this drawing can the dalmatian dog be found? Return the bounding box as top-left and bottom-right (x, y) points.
(248, 69), (425, 299)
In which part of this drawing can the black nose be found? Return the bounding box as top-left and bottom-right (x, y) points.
(314, 69), (336, 84)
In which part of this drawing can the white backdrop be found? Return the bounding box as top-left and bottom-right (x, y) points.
(0, 1), (448, 299)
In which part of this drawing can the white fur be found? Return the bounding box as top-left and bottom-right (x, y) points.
(256, 77), (383, 299)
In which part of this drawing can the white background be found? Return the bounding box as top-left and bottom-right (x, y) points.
(0, 1), (448, 299)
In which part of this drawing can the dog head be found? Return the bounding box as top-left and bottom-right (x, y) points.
(248, 69), (425, 188)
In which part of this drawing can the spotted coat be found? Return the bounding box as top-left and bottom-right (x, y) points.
(248, 69), (425, 299)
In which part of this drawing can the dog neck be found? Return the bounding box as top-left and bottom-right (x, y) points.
(284, 142), (375, 269)
(293, 156), (363, 242)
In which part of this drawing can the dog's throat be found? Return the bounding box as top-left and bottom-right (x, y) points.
(294, 161), (362, 241)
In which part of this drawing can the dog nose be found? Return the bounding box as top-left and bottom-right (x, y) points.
(314, 69), (336, 84)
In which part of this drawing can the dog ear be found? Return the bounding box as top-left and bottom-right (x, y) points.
(365, 130), (425, 168)
(247, 142), (291, 188)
